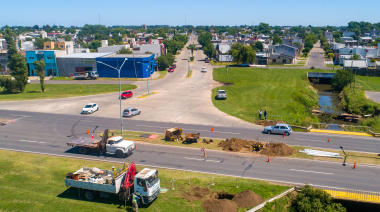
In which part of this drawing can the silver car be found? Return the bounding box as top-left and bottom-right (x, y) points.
(264, 124), (292, 136)
(123, 108), (141, 117)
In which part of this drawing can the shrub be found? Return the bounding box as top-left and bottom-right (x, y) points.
(310, 66), (315, 69)
(0, 78), (19, 93)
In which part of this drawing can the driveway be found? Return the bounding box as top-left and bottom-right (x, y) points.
(0, 34), (257, 128)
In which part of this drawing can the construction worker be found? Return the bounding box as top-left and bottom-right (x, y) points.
(132, 192), (140, 212)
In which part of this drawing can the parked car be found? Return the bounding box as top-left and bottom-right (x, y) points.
(264, 124), (292, 136)
(123, 108), (141, 117)
(168, 67), (174, 72)
(82, 103), (99, 114)
(201, 67), (207, 72)
(239, 63), (250, 67)
(205, 57), (210, 63)
(172, 64), (177, 69)
(174, 59), (178, 62)
(120, 90), (133, 99)
(216, 90), (227, 99)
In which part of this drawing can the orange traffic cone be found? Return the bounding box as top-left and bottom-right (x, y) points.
(328, 137), (330, 143)
(11, 118), (14, 123)
(354, 162), (356, 169)
(283, 132), (285, 138)
(87, 129), (90, 134)
(91, 134), (94, 139)
(268, 156), (271, 163)
(204, 149), (207, 158)
(211, 126), (214, 132)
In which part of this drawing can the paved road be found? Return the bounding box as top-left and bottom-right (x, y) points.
(306, 41), (329, 69)
(0, 34), (253, 128)
(365, 91), (380, 104)
(1, 110), (380, 192)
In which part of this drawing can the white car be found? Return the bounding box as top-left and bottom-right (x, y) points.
(201, 67), (207, 72)
(216, 90), (227, 99)
(174, 59), (178, 62)
(82, 103), (99, 114)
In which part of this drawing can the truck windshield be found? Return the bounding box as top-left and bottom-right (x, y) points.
(113, 138), (123, 144)
(146, 170), (159, 188)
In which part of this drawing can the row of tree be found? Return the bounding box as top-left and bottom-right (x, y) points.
(163, 34), (188, 55)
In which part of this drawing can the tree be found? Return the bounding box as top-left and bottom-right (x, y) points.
(203, 43), (216, 58)
(156, 53), (174, 71)
(293, 42), (302, 49)
(5, 27), (28, 93)
(331, 69), (351, 91)
(33, 59), (46, 92)
(272, 35), (282, 45)
(18, 40), (22, 50)
(327, 53), (335, 60)
(108, 39), (116, 46)
(350, 53), (361, 60)
(256, 22), (271, 35)
(232, 45), (256, 64)
(34, 37), (51, 49)
(88, 40), (102, 51)
(302, 48), (310, 58)
(158, 28), (167, 38)
(254, 41), (264, 52)
(291, 185), (346, 212)
(117, 47), (133, 54)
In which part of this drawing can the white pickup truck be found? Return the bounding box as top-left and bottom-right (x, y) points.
(216, 90), (227, 100)
(67, 129), (134, 158)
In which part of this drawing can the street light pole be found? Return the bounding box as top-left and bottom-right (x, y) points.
(96, 58), (127, 134)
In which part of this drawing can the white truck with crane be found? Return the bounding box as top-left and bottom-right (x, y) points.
(64, 163), (160, 205)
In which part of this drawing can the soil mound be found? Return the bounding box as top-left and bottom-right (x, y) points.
(202, 198), (238, 212)
(260, 143), (295, 156)
(218, 138), (263, 152)
(233, 190), (264, 208)
(181, 187), (210, 202)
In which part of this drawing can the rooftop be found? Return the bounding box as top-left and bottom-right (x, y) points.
(104, 53), (153, 58)
(57, 52), (113, 58)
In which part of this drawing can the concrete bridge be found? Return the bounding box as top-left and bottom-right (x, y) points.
(308, 72), (336, 84)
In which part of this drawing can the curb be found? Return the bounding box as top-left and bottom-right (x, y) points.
(309, 129), (372, 137)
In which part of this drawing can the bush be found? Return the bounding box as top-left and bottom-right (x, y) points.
(339, 86), (379, 115)
(0, 78), (19, 93)
(331, 69), (350, 91)
(310, 66), (315, 69)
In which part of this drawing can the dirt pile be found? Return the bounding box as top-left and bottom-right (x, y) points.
(233, 190), (264, 208)
(218, 138), (263, 152)
(260, 143), (296, 156)
(181, 187), (210, 202)
(202, 193), (238, 212)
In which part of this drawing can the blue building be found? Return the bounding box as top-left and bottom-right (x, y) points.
(26, 50), (66, 77)
(96, 53), (156, 78)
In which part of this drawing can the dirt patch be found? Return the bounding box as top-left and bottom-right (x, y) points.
(255, 120), (285, 126)
(181, 187), (210, 202)
(260, 143), (296, 157)
(218, 138), (263, 152)
(233, 190), (264, 208)
(202, 192), (238, 212)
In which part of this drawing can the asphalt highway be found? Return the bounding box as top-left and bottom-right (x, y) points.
(1, 110), (380, 192)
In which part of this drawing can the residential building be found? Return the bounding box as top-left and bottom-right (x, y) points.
(359, 37), (373, 44)
(0, 53), (9, 74)
(0, 39), (7, 51)
(343, 31), (355, 38)
(324, 31), (334, 43)
(43, 41), (74, 54)
(132, 43), (164, 57)
(26, 50), (66, 76)
(21, 41), (34, 51)
(96, 53), (156, 78)
(56, 52), (113, 76)
(343, 60), (368, 69)
(98, 44), (131, 53)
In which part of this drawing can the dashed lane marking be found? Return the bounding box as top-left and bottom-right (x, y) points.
(290, 169), (333, 175)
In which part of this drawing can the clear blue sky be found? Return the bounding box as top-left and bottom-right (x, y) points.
(2, 0), (380, 27)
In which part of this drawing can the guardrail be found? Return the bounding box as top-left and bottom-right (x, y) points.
(312, 185), (380, 203)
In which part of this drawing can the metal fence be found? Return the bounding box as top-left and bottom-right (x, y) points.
(312, 185), (380, 203)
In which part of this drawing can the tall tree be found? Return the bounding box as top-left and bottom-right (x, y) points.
(33, 59), (46, 92)
(272, 35), (282, 45)
(232, 45), (256, 64)
(254, 41), (264, 52)
(5, 27), (28, 93)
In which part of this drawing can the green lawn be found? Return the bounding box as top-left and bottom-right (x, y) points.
(356, 76), (380, 91)
(212, 68), (324, 126)
(50, 76), (74, 80)
(0, 150), (289, 211)
(0, 84), (137, 101)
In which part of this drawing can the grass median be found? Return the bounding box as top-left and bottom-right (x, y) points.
(0, 150), (289, 211)
(212, 68), (327, 126)
(0, 84), (137, 101)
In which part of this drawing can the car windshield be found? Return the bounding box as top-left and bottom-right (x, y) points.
(146, 170), (159, 188)
(84, 105), (92, 108)
(218, 91), (225, 94)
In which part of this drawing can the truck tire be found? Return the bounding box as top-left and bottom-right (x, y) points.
(116, 150), (124, 158)
(84, 190), (95, 201)
(79, 147), (88, 154)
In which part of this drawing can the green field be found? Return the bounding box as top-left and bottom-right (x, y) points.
(212, 68), (324, 126)
(50, 70), (168, 81)
(0, 150), (289, 211)
(0, 84), (137, 101)
(357, 76), (380, 91)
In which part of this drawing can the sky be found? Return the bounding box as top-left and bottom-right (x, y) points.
(2, 0), (380, 27)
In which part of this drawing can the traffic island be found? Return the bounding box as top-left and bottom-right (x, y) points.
(138, 92), (158, 98)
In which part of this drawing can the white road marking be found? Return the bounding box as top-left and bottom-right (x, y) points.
(38, 142), (46, 144)
(293, 138), (325, 142)
(19, 139), (37, 143)
(290, 169), (333, 175)
(185, 157), (221, 163)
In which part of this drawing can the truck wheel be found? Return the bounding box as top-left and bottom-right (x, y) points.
(116, 150), (124, 158)
(79, 147), (88, 154)
(84, 190), (95, 201)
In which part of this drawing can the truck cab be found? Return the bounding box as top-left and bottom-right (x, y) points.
(106, 136), (135, 158)
(134, 168), (160, 204)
